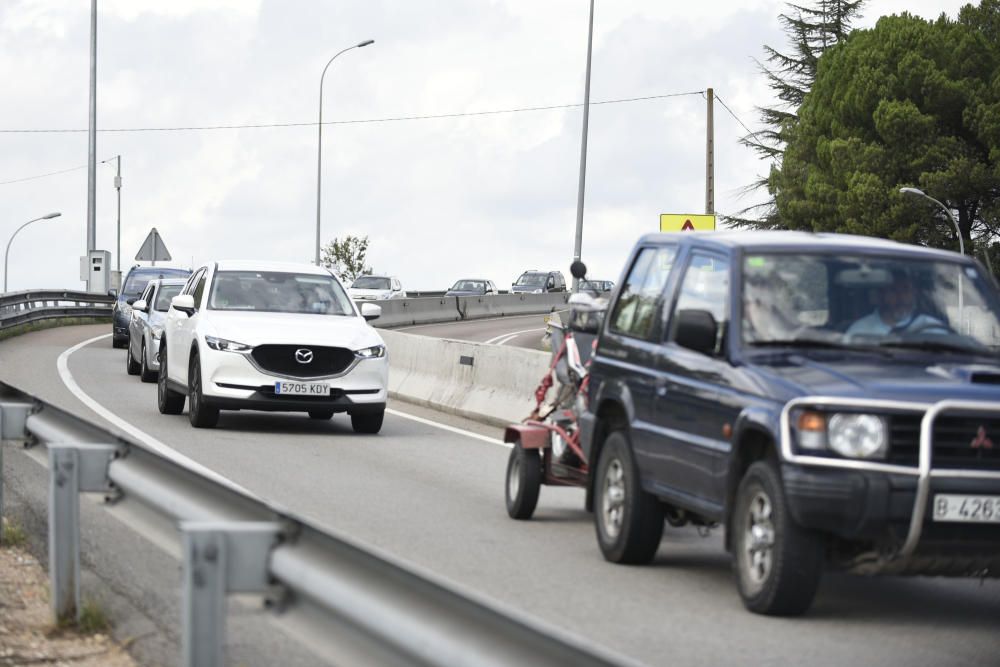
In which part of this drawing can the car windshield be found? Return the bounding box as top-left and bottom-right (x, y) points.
(452, 280), (484, 292)
(123, 269), (188, 297)
(153, 284), (184, 312)
(352, 276), (391, 290)
(516, 273), (546, 286)
(208, 271), (354, 315)
(742, 253), (1000, 354)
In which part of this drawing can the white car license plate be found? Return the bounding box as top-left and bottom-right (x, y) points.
(275, 381), (328, 396)
(932, 494), (1000, 523)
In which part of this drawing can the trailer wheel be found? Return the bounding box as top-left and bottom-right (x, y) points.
(506, 442), (542, 520)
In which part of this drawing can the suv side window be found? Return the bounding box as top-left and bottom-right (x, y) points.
(192, 272), (208, 308)
(184, 268), (204, 296)
(668, 253), (731, 355)
(608, 246), (677, 340)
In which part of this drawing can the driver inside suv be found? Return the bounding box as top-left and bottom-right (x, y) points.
(846, 269), (947, 336)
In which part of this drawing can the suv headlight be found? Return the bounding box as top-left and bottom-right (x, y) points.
(355, 344), (386, 359)
(795, 411), (887, 459)
(205, 336), (252, 353)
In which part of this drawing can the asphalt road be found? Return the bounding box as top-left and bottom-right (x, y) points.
(2, 324), (999, 667)
(395, 312), (560, 350)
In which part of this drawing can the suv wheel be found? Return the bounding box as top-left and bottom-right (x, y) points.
(594, 430), (663, 564)
(505, 441), (541, 520)
(351, 409), (384, 434)
(157, 344), (185, 415)
(732, 461), (823, 616)
(125, 344), (140, 376)
(188, 354), (220, 429)
(139, 341), (157, 382)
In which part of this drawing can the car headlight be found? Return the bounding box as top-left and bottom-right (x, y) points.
(151, 325), (164, 339)
(355, 344), (386, 359)
(204, 336), (252, 353)
(827, 413), (887, 459)
(533, 288), (543, 294)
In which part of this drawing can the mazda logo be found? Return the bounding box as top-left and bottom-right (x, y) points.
(294, 348), (314, 364)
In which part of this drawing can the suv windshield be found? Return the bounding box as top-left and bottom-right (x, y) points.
(516, 273), (546, 286)
(452, 280), (484, 291)
(153, 284), (184, 312)
(208, 271), (354, 315)
(123, 269), (188, 297)
(352, 276), (391, 290)
(742, 253), (1000, 353)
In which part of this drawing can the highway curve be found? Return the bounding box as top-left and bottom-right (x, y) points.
(2, 324), (998, 667)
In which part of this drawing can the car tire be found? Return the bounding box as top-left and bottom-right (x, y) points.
(593, 430), (664, 564)
(112, 336), (127, 349)
(125, 344), (140, 376)
(188, 354), (220, 429)
(351, 410), (384, 434)
(505, 442), (542, 520)
(139, 341), (157, 383)
(308, 409), (334, 420)
(732, 460), (824, 616)
(157, 344), (185, 415)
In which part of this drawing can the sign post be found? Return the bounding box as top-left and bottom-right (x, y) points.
(135, 228), (172, 265)
(660, 214), (716, 232)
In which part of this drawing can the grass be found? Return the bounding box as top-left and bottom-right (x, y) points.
(77, 598), (112, 635)
(1, 517), (28, 548)
(0, 317), (111, 343)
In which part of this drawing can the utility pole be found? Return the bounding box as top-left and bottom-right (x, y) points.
(101, 155), (121, 272)
(86, 0), (98, 290)
(705, 87), (714, 215)
(572, 0), (595, 291)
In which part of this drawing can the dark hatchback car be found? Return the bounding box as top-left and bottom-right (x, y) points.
(445, 279), (498, 297)
(510, 270), (566, 294)
(111, 265), (190, 348)
(580, 231), (1000, 615)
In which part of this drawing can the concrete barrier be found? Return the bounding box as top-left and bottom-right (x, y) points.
(364, 297), (461, 328)
(381, 329), (551, 427)
(456, 293), (568, 321)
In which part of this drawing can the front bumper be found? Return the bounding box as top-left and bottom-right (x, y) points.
(780, 397), (1000, 574)
(199, 346), (388, 414)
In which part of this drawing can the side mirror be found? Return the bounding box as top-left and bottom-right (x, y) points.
(673, 309), (719, 355)
(360, 303), (381, 321)
(570, 260), (587, 280)
(133, 299), (148, 313)
(107, 288), (118, 298)
(126, 297), (137, 305)
(171, 294), (196, 316)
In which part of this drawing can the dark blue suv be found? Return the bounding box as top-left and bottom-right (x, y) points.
(111, 265), (190, 348)
(581, 231), (1000, 615)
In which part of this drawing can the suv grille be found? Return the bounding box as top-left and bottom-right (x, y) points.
(889, 414), (1000, 470)
(250, 345), (355, 378)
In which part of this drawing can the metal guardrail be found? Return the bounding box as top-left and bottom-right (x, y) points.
(0, 289), (114, 330)
(0, 380), (626, 667)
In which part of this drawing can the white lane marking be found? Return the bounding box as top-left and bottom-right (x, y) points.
(484, 328), (545, 346)
(386, 408), (510, 448)
(57, 333), (259, 496)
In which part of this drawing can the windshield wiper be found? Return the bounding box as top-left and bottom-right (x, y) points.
(747, 339), (893, 356)
(876, 339), (992, 355)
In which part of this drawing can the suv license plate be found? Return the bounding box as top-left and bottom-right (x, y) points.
(275, 381), (328, 396)
(932, 494), (1000, 523)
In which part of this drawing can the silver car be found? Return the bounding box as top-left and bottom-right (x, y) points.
(125, 278), (188, 381)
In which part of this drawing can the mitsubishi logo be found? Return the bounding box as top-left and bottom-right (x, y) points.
(294, 348), (314, 364)
(971, 426), (994, 450)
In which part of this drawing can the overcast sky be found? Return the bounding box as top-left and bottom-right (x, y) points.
(0, 0), (972, 292)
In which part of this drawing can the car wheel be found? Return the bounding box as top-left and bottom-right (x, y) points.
(157, 344), (185, 415)
(125, 343), (140, 376)
(732, 460), (824, 616)
(139, 340), (157, 382)
(188, 354), (220, 429)
(112, 336), (127, 349)
(351, 409), (384, 434)
(505, 441), (542, 520)
(308, 409), (335, 420)
(594, 430), (663, 564)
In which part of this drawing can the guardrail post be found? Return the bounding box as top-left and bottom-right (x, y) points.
(0, 402), (33, 545)
(181, 521), (282, 667)
(46, 444), (117, 624)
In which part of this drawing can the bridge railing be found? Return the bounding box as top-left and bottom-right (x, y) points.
(0, 379), (627, 667)
(0, 290), (114, 331)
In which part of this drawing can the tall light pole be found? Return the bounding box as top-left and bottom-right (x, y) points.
(572, 0), (595, 291)
(315, 39), (374, 265)
(86, 0), (97, 263)
(900, 186), (965, 329)
(4, 213), (62, 293)
(101, 155), (122, 272)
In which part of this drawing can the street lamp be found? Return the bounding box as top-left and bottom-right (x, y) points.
(315, 39), (374, 265)
(900, 186), (964, 330)
(4, 212), (62, 293)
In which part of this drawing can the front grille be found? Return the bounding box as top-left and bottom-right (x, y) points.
(889, 414), (1000, 470)
(250, 345), (355, 378)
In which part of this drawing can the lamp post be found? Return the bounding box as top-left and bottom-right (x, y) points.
(900, 186), (964, 330)
(572, 0), (595, 292)
(4, 212), (62, 293)
(315, 39), (374, 265)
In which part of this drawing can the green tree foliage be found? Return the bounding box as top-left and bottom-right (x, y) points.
(772, 2), (1000, 255)
(320, 235), (373, 282)
(733, 1), (865, 228)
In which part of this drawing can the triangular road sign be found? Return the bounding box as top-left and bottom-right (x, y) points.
(681, 220), (696, 231)
(135, 228), (172, 262)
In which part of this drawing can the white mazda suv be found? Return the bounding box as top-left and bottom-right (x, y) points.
(157, 260), (388, 432)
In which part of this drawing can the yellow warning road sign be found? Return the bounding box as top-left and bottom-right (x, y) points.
(660, 213), (716, 232)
